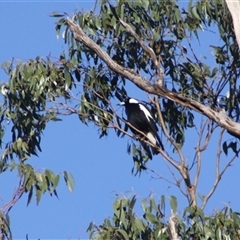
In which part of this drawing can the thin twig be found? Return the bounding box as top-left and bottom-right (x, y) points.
(201, 128), (237, 209)
(163, 159), (188, 199)
(152, 96), (185, 164)
(152, 96), (196, 205)
(66, 17), (240, 137)
(145, 165), (179, 187)
(194, 119), (211, 189)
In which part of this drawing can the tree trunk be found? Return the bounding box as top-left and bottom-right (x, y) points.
(225, 0), (240, 49)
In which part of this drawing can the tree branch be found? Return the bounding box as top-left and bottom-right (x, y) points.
(194, 119), (214, 190)
(163, 160), (188, 199)
(201, 128), (237, 209)
(153, 96), (185, 164)
(1, 180), (24, 215)
(118, 17), (164, 86)
(225, 1), (240, 49)
(168, 209), (178, 240)
(66, 17), (240, 138)
(152, 96), (195, 205)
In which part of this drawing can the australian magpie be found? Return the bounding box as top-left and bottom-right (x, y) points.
(120, 97), (164, 159)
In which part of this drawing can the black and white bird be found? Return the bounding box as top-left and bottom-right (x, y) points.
(120, 97), (164, 159)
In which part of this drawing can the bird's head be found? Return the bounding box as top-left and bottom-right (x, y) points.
(119, 97), (139, 106)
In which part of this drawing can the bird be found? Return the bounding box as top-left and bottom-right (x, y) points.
(120, 97), (164, 159)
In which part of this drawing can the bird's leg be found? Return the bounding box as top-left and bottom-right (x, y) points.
(134, 134), (154, 147)
(133, 134), (143, 141)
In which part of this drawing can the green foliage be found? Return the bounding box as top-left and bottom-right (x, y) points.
(223, 141), (239, 156)
(0, 58), (69, 170)
(19, 166), (60, 205)
(0, 56), (75, 238)
(0, 213), (12, 240)
(51, 0), (240, 161)
(88, 195), (240, 240)
(63, 170), (75, 192)
(87, 195), (168, 240)
(1, 0), (240, 238)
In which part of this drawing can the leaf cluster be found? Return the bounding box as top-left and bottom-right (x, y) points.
(87, 195), (168, 240)
(51, 0), (240, 161)
(0, 58), (75, 215)
(2, 0), (240, 237)
(0, 58), (71, 170)
(88, 195), (240, 240)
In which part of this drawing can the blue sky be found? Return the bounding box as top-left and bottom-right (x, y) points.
(0, 1), (240, 239)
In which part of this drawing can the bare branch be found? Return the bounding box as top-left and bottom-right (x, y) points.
(194, 119), (214, 189)
(145, 165), (182, 188)
(194, 144), (202, 198)
(0, 179), (24, 239)
(152, 96), (195, 205)
(201, 128), (237, 209)
(1, 180), (24, 215)
(150, 96), (198, 204)
(199, 121), (216, 152)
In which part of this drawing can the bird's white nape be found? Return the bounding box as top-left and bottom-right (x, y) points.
(128, 98), (153, 122)
(139, 104), (153, 122)
(129, 98), (139, 104)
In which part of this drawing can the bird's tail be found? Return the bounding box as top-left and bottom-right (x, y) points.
(151, 137), (164, 155)
(140, 140), (153, 160)
(139, 132), (164, 158)
(146, 132), (164, 155)
(156, 134), (164, 151)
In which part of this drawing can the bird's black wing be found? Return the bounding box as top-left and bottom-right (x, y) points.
(125, 100), (164, 153)
(125, 104), (150, 134)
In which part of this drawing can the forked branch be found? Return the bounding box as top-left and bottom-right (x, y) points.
(201, 128), (237, 209)
(153, 95), (196, 205)
(117, 16), (164, 86)
(194, 119), (215, 191)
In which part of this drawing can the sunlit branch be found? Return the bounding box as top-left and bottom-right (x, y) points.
(66, 17), (240, 138)
(226, 1), (240, 49)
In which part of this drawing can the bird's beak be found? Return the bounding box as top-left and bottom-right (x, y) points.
(118, 102), (125, 106)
